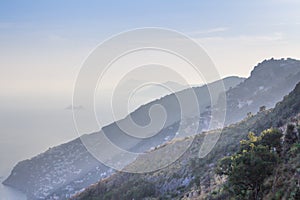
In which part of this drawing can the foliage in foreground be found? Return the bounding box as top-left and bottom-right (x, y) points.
(216, 126), (300, 200)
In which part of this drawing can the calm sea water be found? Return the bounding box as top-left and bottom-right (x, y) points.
(0, 180), (26, 200)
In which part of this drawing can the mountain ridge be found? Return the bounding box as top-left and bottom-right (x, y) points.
(73, 76), (300, 200)
(3, 58), (300, 199)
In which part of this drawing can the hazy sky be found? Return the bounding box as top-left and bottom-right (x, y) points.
(1, 0), (300, 100)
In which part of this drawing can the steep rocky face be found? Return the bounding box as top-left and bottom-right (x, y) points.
(3, 58), (300, 200)
(224, 58), (300, 125)
(73, 80), (300, 200)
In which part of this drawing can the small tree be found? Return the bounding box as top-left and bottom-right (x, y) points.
(282, 124), (299, 156)
(247, 112), (253, 118)
(259, 128), (283, 154)
(259, 105), (266, 112)
(285, 124), (299, 147)
(216, 130), (281, 200)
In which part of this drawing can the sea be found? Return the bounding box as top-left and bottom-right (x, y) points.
(0, 102), (80, 199)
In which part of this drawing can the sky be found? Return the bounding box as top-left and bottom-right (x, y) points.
(1, 0), (300, 101)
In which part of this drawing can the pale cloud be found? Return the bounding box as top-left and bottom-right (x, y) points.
(270, 22), (300, 27)
(273, 0), (300, 3)
(188, 27), (229, 36)
(0, 22), (15, 29)
(197, 32), (285, 45)
(47, 33), (68, 42)
(0, 22), (31, 30)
